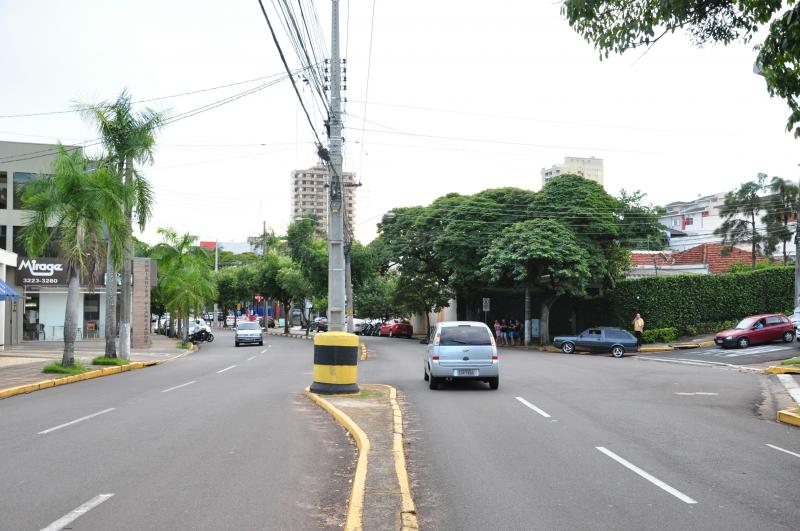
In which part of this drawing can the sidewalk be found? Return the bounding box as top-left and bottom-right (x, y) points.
(0, 335), (189, 392)
(266, 325), (316, 339)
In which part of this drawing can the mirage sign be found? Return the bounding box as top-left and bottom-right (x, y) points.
(18, 258), (68, 286)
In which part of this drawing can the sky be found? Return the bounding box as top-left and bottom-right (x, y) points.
(1, 0), (798, 246)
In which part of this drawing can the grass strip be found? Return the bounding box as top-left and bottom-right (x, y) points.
(780, 356), (800, 366)
(176, 341), (192, 349)
(42, 361), (89, 375)
(91, 356), (131, 366)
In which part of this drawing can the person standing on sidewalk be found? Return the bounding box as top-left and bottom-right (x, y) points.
(494, 320), (501, 342)
(633, 313), (645, 347)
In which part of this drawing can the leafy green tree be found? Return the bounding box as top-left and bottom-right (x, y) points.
(80, 90), (164, 358)
(277, 265), (313, 327)
(714, 174), (767, 269)
(616, 190), (666, 251)
(21, 148), (127, 366)
(355, 273), (401, 319)
(256, 254), (295, 333)
(763, 176), (798, 264)
(481, 219), (592, 345)
(562, 1), (800, 137)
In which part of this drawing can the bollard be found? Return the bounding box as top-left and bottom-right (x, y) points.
(310, 331), (359, 394)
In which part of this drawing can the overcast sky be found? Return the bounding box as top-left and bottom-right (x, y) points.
(1, 0), (797, 246)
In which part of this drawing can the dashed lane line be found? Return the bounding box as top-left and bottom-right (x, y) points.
(596, 446), (697, 505)
(40, 493), (114, 531)
(161, 381), (197, 393)
(247, 356), (257, 361)
(766, 443), (800, 460)
(515, 396), (552, 418)
(217, 365), (237, 374)
(38, 408), (116, 435)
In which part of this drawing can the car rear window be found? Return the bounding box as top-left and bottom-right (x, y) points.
(439, 325), (492, 346)
(238, 322), (260, 330)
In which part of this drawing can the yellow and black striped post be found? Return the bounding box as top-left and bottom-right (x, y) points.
(310, 331), (359, 394)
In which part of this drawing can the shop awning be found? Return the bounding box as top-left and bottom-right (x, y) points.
(0, 278), (20, 300)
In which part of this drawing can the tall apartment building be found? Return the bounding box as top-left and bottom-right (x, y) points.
(541, 156), (604, 187)
(290, 164), (356, 233)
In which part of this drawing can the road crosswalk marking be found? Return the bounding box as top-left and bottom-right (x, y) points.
(691, 344), (794, 357)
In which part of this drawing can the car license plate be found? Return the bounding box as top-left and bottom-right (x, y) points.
(455, 369), (477, 377)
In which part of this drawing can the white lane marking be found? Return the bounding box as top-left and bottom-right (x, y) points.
(217, 365), (237, 374)
(161, 380), (197, 393)
(595, 446), (697, 504)
(674, 392), (719, 396)
(247, 356), (256, 361)
(776, 374), (800, 406)
(261, 345), (272, 353)
(41, 493), (114, 531)
(515, 397), (552, 418)
(766, 443), (800, 459)
(38, 408), (116, 435)
(638, 357), (714, 367)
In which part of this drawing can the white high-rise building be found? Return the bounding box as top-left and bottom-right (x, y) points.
(290, 164), (356, 234)
(541, 156), (604, 187)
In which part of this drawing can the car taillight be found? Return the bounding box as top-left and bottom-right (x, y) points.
(492, 354), (498, 361)
(432, 356), (439, 361)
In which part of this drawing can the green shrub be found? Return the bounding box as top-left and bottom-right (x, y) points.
(91, 356), (130, 366)
(608, 267), (793, 332)
(642, 327), (679, 344)
(780, 356), (800, 366)
(177, 341), (192, 349)
(42, 362), (89, 375)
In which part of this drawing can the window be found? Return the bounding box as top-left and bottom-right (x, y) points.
(0, 171), (6, 208)
(0, 225), (5, 250)
(766, 316), (783, 326)
(701, 211), (710, 217)
(439, 325), (492, 346)
(13, 172), (35, 209)
(684, 217), (694, 226)
(12, 225), (25, 256)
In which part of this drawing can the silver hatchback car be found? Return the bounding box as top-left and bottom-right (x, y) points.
(234, 321), (263, 347)
(423, 321), (499, 390)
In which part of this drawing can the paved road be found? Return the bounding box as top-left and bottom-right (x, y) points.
(359, 336), (800, 531)
(0, 332), (352, 531)
(641, 341), (800, 366)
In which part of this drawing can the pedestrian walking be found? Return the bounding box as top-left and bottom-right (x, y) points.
(633, 313), (644, 347)
(494, 320), (501, 341)
(500, 319), (508, 345)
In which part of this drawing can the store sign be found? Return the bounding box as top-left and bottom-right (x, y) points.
(18, 258), (68, 286)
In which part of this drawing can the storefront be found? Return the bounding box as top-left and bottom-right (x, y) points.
(11, 257), (155, 346)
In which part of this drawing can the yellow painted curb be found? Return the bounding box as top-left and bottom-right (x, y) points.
(359, 343), (368, 361)
(0, 360), (158, 400)
(304, 388), (369, 531)
(777, 408), (800, 427)
(697, 340), (716, 348)
(381, 385), (419, 530)
(764, 366), (800, 374)
(639, 346), (675, 352)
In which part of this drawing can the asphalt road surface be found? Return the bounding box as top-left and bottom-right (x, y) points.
(641, 341), (800, 366)
(359, 336), (800, 531)
(0, 332), (353, 531)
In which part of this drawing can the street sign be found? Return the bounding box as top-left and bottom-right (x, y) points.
(482, 297), (490, 312)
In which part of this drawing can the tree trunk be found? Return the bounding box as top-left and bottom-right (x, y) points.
(183, 315), (190, 342)
(119, 155), (134, 359)
(62, 268), (80, 367)
(751, 214), (757, 269)
(424, 308), (430, 339)
(524, 286), (531, 346)
(168, 316), (176, 338)
(283, 300), (291, 334)
(539, 295), (558, 346)
(104, 245), (117, 358)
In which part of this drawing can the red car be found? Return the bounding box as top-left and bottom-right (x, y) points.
(379, 319), (413, 338)
(714, 314), (795, 348)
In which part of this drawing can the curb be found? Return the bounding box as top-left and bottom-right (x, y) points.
(381, 385), (418, 530)
(360, 343), (368, 361)
(639, 346), (675, 352)
(0, 360), (159, 400)
(764, 366), (800, 374)
(267, 331), (314, 340)
(304, 388), (369, 531)
(777, 408), (800, 427)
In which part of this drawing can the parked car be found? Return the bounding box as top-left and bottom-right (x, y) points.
(380, 319), (413, 338)
(553, 327), (638, 358)
(422, 321), (499, 390)
(352, 318), (366, 334)
(234, 321), (264, 347)
(714, 314), (795, 348)
(310, 317), (328, 332)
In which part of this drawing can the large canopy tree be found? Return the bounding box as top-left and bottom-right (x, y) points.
(480, 219), (592, 345)
(21, 147), (127, 366)
(563, 1), (800, 137)
(80, 91), (164, 359)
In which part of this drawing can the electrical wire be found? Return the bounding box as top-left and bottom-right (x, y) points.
(356, 0), (377, 187)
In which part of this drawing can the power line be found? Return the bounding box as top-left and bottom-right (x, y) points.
(256, 0), (324, 148)
(357, 0), (377, 187)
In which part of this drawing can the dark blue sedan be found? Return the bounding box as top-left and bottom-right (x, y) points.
(553, 327), (638, 358)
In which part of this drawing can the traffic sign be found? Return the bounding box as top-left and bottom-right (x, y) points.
(482, 297), (490, 312)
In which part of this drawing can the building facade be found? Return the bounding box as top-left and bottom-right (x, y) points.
(0, 141), (153, 346)
(541, 156), (604, 187)
(290, 164), (356, 233)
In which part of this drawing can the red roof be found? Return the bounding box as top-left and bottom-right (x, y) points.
(630, 243), (765, 274)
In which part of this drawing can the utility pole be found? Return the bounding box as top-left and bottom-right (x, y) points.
(326, 0), (346, 333)
(310, 0), (358, 394)
(213, 240), (219, 327)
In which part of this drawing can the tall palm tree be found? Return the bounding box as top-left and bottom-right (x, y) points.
(79, 91), (164, 359)
(20, 147), (127, 367)
(150, 228), (214, 341)
(764, 176), (799, 264)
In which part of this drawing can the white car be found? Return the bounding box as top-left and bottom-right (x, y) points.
(352, 318), (365, 334)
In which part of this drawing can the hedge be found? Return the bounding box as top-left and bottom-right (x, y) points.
(642, 327), (678, 344)
(607, 267), (794, 335)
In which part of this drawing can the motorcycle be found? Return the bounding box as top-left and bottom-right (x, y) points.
(188, 328), (215, 344)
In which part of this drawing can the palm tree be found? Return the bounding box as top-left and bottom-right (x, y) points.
(714, 174), (767, 269)
(764, 176), (799, 264)
(20, 147), (127, 367)
(151, 229), (214, 341)
(79, 91), (163, 359)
